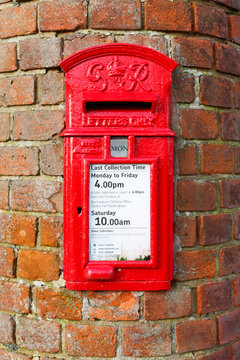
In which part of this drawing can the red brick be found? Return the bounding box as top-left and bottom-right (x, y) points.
(0, 4), (37, 39)
(177, 145), (197, 175)
(0, 247), (14, 278)
(0, 214), (36, 247)
(233, 277), (240, 305)
(0, 147), (39, 176)
(220, 180), (240, 208)
(175, 250), (216, 281)
(232, 340), (240, 360)
(0, 312), (15, 344)
(215, 43), (240, 76)
(234, 212), (240, 239)
(0, 76), (35, 106)
(36, 287), (82, 320)
(173, 71), (195, 103)
(64, 33), (115, 58)
(39, 72), (64, 105)
(196, 347), (230, 360)
(236, 82), (240, 108)
(41, 143), (63, 176)
(117, 34), (168, 55)
(172, 37), (213, 68)
(201, 144), (233, 174)
(193, 3), (228, 39)
(197, 280), (232, 314)
(40, 216), (62, 247)
(175, 319), (216, 353)
(39, 0), (87, 31)
(221, 112), (240, 141)
(145, 287), (191, 320)
(0, 180), (8, 209)
(17, 317), (61, 353)
(213, 0), (240, 11)
(88, 291), (139, 321)
(198, 213), (232, 246)
(11, 180), (62, 213)
(0, 350), (31, 360)
(0, 43), (17, 72)
(175, 217), (196, 247)
(19, 38), (62, 70)
(200, 75), (233, 108)
(18, 250), (59, 281)
(235, 148), (240, 173)
(122, 324), (171, 356)
(13, 110), (64, 141)
(180, 109), (219, 140)
(90, 0), (141, 30)
(177, 180), (217, 211)
(0, 113), (10, 141)
(0, 281), (30, 313)
(219, 245), (240, 276)
(229, 15), (240, 45)
(66, 324), (116, 357)
(145, 0), (192, 32)
(218, 309), (240, 344)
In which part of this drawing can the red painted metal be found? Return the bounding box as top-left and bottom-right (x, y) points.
(60, 43), (178, 290)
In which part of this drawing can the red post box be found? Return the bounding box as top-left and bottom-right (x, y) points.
(60, 44), (178, 290)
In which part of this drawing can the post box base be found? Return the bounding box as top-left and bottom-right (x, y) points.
(65, 280), (171, 291)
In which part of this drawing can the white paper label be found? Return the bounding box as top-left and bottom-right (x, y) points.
(89, 163), (151, 261)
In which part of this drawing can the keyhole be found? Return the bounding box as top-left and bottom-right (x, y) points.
(77, 207), (82, 215)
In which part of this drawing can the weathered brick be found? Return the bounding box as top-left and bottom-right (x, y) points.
(235, 81), (240, 108)
(116, 34), (168, 55)
(180, 109), (219, 140)
(13, 110), (64, 141)
(40, 216), (62, 247)
(175, 217), (196, 247)
(0, 113), (10, 141)
(0, 43), (17, 72)
(90, 0), (141, 30)
(39, 0), (87, 31)
(145, 0), (192, 32)
(219, 245), (240, 276)
(41, 143), (63, 176)
(0, 76), (35, 106)
(200, 75), (233, 108)
(11, 180), (62, 213)
(19, 38), (62, 70)
(39, 72), (64, 105)
(233, 277), (240, 305)
(145, 287), (191, 320)
(17, 317), (61, 353)
(218, 309), (240, 344)
(0, 4), (37, 38)
(66, 324), (117, 357)
(0, 312), (15, 344)
(0, 350), (31, 360)
(175, 250), (216, 281)
(193, 3), (228, 39)
(221, 112), (240, 141)
(214, 0), (240, 10)
(0, 214), (36, 247)
(177, 145), (197, 175)
(197, 280), (232, 314)
(201, 144), (233, 174)
(235, 148), (240, 174)
(0, 281), (30, 313)
(88, 291), (139, 321)
(0, 247), (14, 278)
(64, 33), (115, 58)
(215, 43), (240, 76)
(173, 70), (195, 103)
(198, 213), (232, 246)
(196, 347), (230, 360)
(122, 324), (171, 356)
(234, 212), (240, 239)
(0, 146), (39, 176)
(0, 180), (8, 209)
(231, 340), (240, 360)
(220, 180), (240, 208)
(36, 287), (82, 320)
(229, 15), (240, 45)
(172, 37), (213, 68)
(177, 180), (217, 211)
(175, 319), (216, 353)
(18, 250), (59, 281)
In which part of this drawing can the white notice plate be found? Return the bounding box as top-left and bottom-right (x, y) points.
(89, 164), (151, 261)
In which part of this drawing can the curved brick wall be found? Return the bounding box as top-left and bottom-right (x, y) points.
(0, 0), (239, 359)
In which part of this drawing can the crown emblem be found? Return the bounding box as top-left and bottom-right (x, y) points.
(107, 57), (126, 78)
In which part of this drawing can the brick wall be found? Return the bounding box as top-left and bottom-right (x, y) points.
(0, 0), (239, 359)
